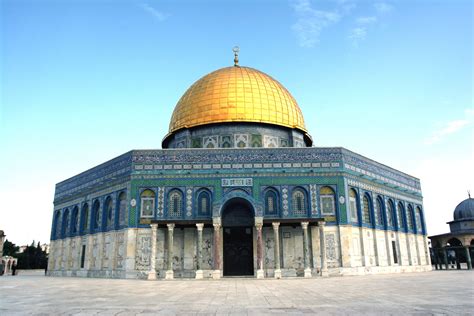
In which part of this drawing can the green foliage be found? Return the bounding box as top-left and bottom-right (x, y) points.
(16, 242), (48, 270)
(2, 239), (19, 257)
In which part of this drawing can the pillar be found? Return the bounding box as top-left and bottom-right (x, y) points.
(0, 230), (6, 258)
(465, 246), (472, 270)
(437, 249), (444, 270)
(423, 236), (431, 266)
(256, 222), (264, 279)
(165, 223), (174, 280)
(319, 222), (329, 277)
(301, 222), (312, 278)
(455, 248), (461, 270)
(212, 221), (221, 279)
(433, 250), (439, 270)
(272, 222), (282, 279)
(443, 248), (449, 270)
(147, 223), (158, 280)
(195, 223), (204, 279)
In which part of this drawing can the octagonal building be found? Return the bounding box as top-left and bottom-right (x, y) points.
(48, 57), (432, 279)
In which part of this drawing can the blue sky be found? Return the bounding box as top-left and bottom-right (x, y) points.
(1, 0), (472, 245)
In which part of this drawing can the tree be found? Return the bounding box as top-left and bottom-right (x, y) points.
(2, 239), (19, 257)
(16, 241), (48, 269)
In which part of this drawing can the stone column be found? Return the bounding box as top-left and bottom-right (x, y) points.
(165, 223), (175, 280)
(195, 223), (204, 279)
(437, 249), (443, 270)
(212, 220), (221, 279)
(148, 223), (158, 280)
(302, 222), (312, 278)
(0, 230), (6, 258)
(443, 248), (449, 270)
(423, 236), (431, 266)
(465, 247), (472, 270)
(256, 222), (264, 279)
(455, 249), (461, 270)
(433, 250), (439, 270)
(319, 222), (329, 277)
(272, 222), (282, 279)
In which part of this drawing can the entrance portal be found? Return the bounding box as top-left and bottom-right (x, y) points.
(222, 198), (254, 276)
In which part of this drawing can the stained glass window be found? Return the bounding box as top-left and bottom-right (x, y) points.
(140, 189), (155, 218)
(397, 202), (405, 230)
(118, 192), (126, 226)
(82, 204), (89, 232)
(292, 189), (306, 216)
(362, 195), (372, 224)
(407, 205), (414, 231)
(387, 201), (395, 227)
(320, 186), (335, 215)
(265, 189), (278, 214)
(198, 190), (211, 215)
(376, 198), (384, 226)
(349, 189), (358, 222)
(169, 190), (183, 217)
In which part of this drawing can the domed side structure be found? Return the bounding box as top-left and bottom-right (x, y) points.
(453, 198), (474, 220)
(162, 66), (313, 148)
(429, 195), (474, 271)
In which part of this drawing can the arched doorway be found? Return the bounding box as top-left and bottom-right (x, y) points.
(222, 198), (254, 276)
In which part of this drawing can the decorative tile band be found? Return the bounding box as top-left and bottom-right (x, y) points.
(347, 178), (422, 205)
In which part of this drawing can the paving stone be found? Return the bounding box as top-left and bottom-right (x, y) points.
(0, 271), (473, 315)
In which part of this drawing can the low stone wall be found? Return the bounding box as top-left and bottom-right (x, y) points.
(16, 269), (46, 276)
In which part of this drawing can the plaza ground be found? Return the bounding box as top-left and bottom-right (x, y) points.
(0, 271), (473, 315)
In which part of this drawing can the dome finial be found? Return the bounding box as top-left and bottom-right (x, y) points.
(232, 46), (240, 67)
(469, 190), (471, 199)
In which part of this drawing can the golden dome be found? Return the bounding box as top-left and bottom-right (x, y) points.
(168, 66), (307, 133)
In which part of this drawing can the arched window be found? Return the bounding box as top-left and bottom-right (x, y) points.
(406, 205), (414, 231)
(320, 186), (336, 215)
(264, 189), (278, 215)
(397, 202), (405, 231)
(169, 189), (183, 217)
(92, 200), (100, 230)
(415, 206), (423, 233)
(348, 188), (359, 223)
(140, 189), (155, 218)
(292, 188), (307, 216)
(387, 200), (395, 227)
(362, 194), (372, 224)
(53, 210), (60, 239)
(197, 190), (211, 215)
(81, 203), (89, 233)
(375, 197), (384, 226)
(105, 196), (113, 228)
(118, 192), (127, 226)
(71, 206), (79, 234)
(62, 209), (70, 238)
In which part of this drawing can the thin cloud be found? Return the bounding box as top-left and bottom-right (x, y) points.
(291, 0), (341, 48)
(291, 0), (357, 47)
(140, 3), (168, 21)
(356, 16), (377, 24)
(425, 109), (474, 145)
(348, 27), (367, 45)
(374, 2), (393, 13)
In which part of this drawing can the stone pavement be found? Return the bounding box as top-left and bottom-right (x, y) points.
(0, 271), (473, 315)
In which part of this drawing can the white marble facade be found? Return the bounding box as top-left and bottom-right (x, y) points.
(48, 223), (432, 279)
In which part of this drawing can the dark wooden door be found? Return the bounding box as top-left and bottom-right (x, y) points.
(223, 227), (254, 276)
